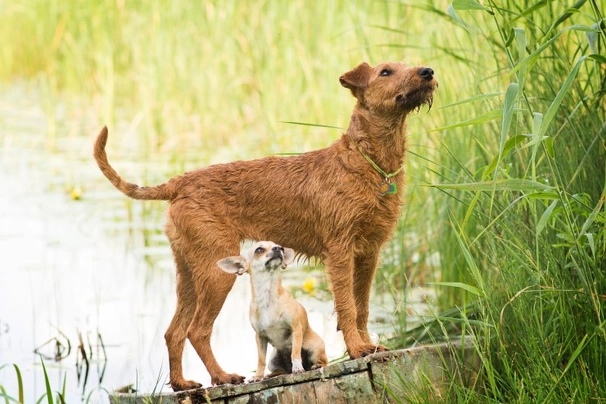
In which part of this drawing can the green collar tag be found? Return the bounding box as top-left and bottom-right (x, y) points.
(379, 182), (397, 195)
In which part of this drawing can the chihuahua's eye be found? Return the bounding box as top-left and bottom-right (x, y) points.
(254, 247), (265, 254)
(380, 68), (392, 77)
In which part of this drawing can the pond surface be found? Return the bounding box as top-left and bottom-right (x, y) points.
(0, 84), (432, 402)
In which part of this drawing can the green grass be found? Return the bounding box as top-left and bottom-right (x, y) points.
(0, 361), (66, 404)
(1, 0), (604, 401)
(389, 0), (606, 402)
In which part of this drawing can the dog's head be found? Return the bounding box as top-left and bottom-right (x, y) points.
(339, 62), (437, 115)
(217, 241), (295, 276)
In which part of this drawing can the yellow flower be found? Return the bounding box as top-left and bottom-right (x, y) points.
(69, 187), (82, 200)
(302, 277), (316, 295)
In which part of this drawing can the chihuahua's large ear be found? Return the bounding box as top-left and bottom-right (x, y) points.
(217, 256), (248, 275)
(282, 248), (295, 268)
(339, 62), (372, 100)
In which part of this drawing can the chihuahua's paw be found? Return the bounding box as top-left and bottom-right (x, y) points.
(248, 375), (265, 383)
(291, 359), (305, 374)
(170, 379), (202, 391)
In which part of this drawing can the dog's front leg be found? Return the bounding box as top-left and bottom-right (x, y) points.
(251, 333), (268, 381)
(290, 325), (304, 373)
(353, 251), (383, 345)
(325, 251), (365, 358)
(325, 250), (385, 358)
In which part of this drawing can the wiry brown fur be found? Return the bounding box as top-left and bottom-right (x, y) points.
(93, 61), (437, 391)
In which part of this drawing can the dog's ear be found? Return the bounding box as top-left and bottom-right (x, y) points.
(339, 62), (372, 99)
(217, 256), (248, 275)
(282, 248), (295, 267)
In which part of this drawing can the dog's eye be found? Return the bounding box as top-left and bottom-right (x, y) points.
(254, 247), (265, 254)
(380, 69), (392, 77)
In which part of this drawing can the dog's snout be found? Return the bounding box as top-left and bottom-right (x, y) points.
(271, 246), (283, 254)
(418, 67), (434, 80)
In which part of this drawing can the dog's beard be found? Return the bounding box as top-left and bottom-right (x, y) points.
(417, 95), (433, 112)
(396, 90), (434, 112)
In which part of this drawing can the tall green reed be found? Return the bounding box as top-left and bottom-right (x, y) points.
(390, 0), (605, 401)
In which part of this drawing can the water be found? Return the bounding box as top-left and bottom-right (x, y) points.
(0, 84), (432, 402)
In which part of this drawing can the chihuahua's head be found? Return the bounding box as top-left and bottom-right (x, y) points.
(217, 241), (295, 276)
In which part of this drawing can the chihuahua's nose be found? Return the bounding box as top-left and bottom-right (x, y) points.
(272, 246), (282, 254)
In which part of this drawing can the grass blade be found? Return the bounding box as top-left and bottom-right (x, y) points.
(0, 392), (19, 404)
(483, 134), (527, 179)
(539, 56), (586, 137)
(430, 109), (502, 131)
(12, 365), (22, 404)
(40, 359), (54, 404)
(428, 281), (485, 297)
(433, 178), (554, 193)
(452, 0), (488, 11)
(497, 83), (520, 176)
(536, 199), (558, 235)
(281, 121), (343, 130)
(438, 92), (502, 109)
(544, 333), (592, 402)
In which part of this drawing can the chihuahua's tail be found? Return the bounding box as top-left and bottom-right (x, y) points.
(93, 126), (178, 201)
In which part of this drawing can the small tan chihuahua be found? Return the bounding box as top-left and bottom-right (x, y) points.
(217, 241), (328, 381)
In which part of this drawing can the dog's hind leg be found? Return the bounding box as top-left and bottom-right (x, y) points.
(165, 251), (202, 391)
(186, 249), (246, 386)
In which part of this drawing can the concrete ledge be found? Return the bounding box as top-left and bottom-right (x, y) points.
(110, 337), (478, 403)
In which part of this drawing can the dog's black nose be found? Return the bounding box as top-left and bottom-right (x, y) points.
(272, 246), (283, 253)
(418, 67), (434, 80)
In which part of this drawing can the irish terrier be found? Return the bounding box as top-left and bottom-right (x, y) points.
(93, 61), (436, 391)
(217, 241), (328, 381)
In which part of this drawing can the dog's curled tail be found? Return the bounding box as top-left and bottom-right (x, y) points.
(94, 126), (177, 201)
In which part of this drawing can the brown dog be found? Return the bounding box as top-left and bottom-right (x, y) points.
(217, 241), (328, 381)
(93, 61), (436, 391)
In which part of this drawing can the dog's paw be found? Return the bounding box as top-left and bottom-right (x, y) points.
(248, 375), (264, 383)
(212, 373), (246, 385)
(170, 379), (203, 391)
(349, 343), (388, 359)
(310, 363), (325, 370)
(291, 359), (305, 374)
